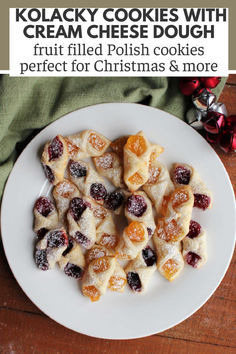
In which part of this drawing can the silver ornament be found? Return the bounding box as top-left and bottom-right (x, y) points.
(209, 102), (228, 116)
(186, 108), (204, 130)
(192, 88), (216, 111)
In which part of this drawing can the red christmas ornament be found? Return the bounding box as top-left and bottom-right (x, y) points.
(219, 125), (236, 152)
(225, 115), (236, 129)
(179, 76), (235, 153)
(180, 78), (200, 96)
(205, 132), (219, 144)
(203, 111), (225, 134)
(200, 77), (221, 89)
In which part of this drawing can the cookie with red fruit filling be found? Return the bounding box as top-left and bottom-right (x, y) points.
(58, 238), (85, 279)
(104, 189), (127, 215)
(68, 159), (108, 205)
(182, 220), (207, 268)
(126, 246), (157, 293)
(33, 196), (58, 239)
(35, 228), (68, 270)
(171, 163), (212, 210)
(41, 135), (69, 185)
(67, 197), (96, 249)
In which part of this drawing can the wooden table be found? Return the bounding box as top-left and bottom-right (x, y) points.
(0, 77), (235, 353)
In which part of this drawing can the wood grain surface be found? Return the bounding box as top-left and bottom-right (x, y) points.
(0, 77), (235, 354)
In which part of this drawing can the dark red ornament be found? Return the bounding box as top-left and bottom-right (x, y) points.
(219, 125), (236, 152)
(203, 111), (225, 134)
(179, 76), (235, 153)
(180, 78), (200, 96)
(225, 115), (236, 129)
(205, 132), (219, 144)
(200, 77), (221, 89)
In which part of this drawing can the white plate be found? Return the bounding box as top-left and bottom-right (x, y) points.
(1, 103), (236, 339)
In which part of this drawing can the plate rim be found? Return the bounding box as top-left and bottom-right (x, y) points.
(1, 102), (236, 340)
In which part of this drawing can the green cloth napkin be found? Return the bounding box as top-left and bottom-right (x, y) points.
(0, 76), (226, 198)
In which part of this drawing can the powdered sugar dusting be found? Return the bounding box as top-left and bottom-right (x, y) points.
(74, 232), (91, 248)
(163, 259), (179, 273)
(66, 139), (80, 156)
(95, 153), (114, 169)
(172, 190), (189, 209)
(109, 276), (126, 290)
(89, 133), (106, 151)
(147, 167), (160, 184)
(54, 182), (78, 218)
(99, 233), (118, 249)
(56, 181), (76, 198)
(126, 195), (147, 217)
(92, 257), (110, 273)
(48, 136), (63, 161)
(86, 246), (109, 263)
(77, 208), (92, 234)
(93, 205), (108, 220)
(157, 219), (181, 242)
(174, 165), (191, 185)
